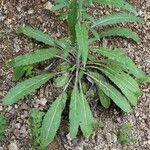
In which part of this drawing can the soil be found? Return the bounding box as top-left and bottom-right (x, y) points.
(0, 0), (150, 150)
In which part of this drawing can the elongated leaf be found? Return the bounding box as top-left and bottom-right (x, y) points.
(100, 67), (140, 106)
(3, 73), (54, 105)
(99, 28), (139, 42)
(68, 0), (78, 44)
(78, 0), (84, 18)
(79, 87), (94, 137)
(69, 84), (80, 139)
(95, 47), (146, 80)
(83, 12), (95, 22)
(97, 85), (111, 108)
(90, 28), (100, 41)
(96, 67), (111, 108)
(95, 0), (137, 14)
(40, 93), (67, 148)
(53, 73), (69, 88)
(103, 63), (141, 94)
(17, 26), (55, 46)
(88, 72), (131, 112)
(76, 23), (89, 66)
(0, 114), (6, 142)
(9, 48), (58, 67)
(56, 38), (71, 58)
(93, 13), (143, 27)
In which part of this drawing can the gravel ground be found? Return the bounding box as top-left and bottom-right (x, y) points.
(0, 0), (150, 150)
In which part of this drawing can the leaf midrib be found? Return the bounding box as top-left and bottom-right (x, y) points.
(81, 91), (88, 127)
(44, 100), (60, 144)
(88, 73), (130, 112)
(94, 15), (138, 26)
(27, 29), (54, 45)
(5, 75), (50, 102)
(102, 66), (139, 93)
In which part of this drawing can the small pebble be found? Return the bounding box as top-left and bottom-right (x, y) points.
(8, 143), (18, 150)
(27, 9), (34, 14)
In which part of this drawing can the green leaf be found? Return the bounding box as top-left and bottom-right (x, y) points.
(48, 0), (68, 11)
(9, 48), (58, 67)
(24, 65), (33, 77)
(118, 123), (136, 145)
(88, 72), (131, 112)
(84, 0), (93, 5)
(79, 86), (94, 137)
(144, 76), (150, 83)
(12, 66), (26, 81)
(17, 26), (55, 46)
(56, 62), (71, 72)
(54, 0), (69, 4)
(12, 65), (33, 81)
(83, 12), (95, 22)
(99, 27), (139, 42)
(69, 84), (80, 139)
(3, 73), (54, 105)
(82, 81), (88, 94)
(40, 93), (67, 148)
(56, 38), (71, 58)
(58, 11), (68, 20)
(76, 23), (89, 66)
(54, 0), (68, 2)
(93, 120), (105, 130)
(53, 73), (69, 88)
(50, 3), (66, 11)
(31, 109), (45, 147)
(95, 47), (146, 80)
(97, 85), (111, 108)
(93, 13), (143, 27)
(68, 0), (78, 44)
(0, 114), (6, 142)
(106, 63), (140, 94)
(90, 28), (100, 41)
(95, 0), (137, 14)
(100, 66), (140, 106)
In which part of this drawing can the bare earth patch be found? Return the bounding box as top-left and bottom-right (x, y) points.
(0, 0), (150, 150)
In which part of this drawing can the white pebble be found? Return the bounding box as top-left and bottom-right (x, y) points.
(8, 143), (18, 150)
